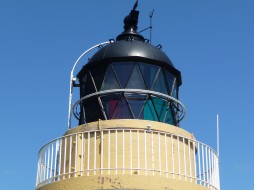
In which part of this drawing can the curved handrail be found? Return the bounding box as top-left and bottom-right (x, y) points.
(67, 41), (113, 129)
(72, 89), (186, 123)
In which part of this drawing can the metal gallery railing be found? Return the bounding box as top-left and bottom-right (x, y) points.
(36, 128), (220, 190)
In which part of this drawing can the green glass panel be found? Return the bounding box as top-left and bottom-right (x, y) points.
(126, 65), (146, 89)
(153, 97), (168, 122)
(151, 70), (167, 94)
(144, 98), (158, 121)
(113, 62), (135, 88)
(101, 65), (120, 90)
(139, 63), (159, 90)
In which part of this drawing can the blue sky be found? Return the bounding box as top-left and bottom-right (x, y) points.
(0, 0), (253, 189)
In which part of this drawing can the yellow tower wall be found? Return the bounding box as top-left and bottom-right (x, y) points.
(36, 119), (213, 190)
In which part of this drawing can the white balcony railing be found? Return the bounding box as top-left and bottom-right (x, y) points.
(36, 128), (220, 190)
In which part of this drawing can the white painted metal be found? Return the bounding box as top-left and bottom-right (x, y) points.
(36, 129), (220, 190)
(144, 130), (147, 176)
(73, 89), (186, 123)
(183, 137), (186, 181)
(108, 130), (110, 174)
(87, 132), (90, 176)
(158, 132), (161, 175)
(188, 139), (192, 182)
(130, 130), (132, 174)
(67, 41), (112, 129)
(171, 134), (175, 179)
(94, 131), (96, 175)
(122, 130), (125, 174)
(151, 131), (154, 176)
(53, 141), (57, 178)
(197, 143), (201, 185)
(115, 130), (118, 174)
(177, 136), (181, 180)
(74, 134), (78, 177)
(63, 137), (67, 178)
(69, 136), (72, 178)
(138, 130), (140, 175)
(165, 133), (168, 178)
(100, 131), (103, 175)
(81, 133), (84, 176)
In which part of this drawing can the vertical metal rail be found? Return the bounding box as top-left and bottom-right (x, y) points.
(74, 134), (78, 177)
(165, 133), (168, 178)
(122, 130), (125, 174)
(171, 134), (175, 179)
(202, 144), (205, 185)
(177, 136), (181, 179)
(43, 147), (47, 182)
(188, 139), (192, 182)
(208, 148), (212, 187)
(205, 146), (209, 186)
(158, 132), (161, 175)
(46, 145), (50, 180)
(87, 132), (90, 176)
(53, 141), (58, 180)
(94, 131), (97, 175)
(63, 137), (67, 179)
(130, 129), (133, 174)
(81, 133), (84, 176)
(144, 130), (147, 175)
(138, 130), (140, 175)
(115, 130), (118, 174)
(108, 130), (111, 174)
(183, 137), (187, 181)
(58, 139), (62, 180)
(151, 131), (155, 176)
(69, 136), (72, 178)
(67, 41), (111, 129)
(197, 142), (201, 185)
(100, 131), (104, 175)
(193, 140), (197, 184)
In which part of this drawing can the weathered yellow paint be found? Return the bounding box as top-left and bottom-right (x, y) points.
(37, 174), (209, 190)
(64, 119), (194, 139)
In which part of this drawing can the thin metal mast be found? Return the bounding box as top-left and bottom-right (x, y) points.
(149, 9), (154, 44)
(217, 114), (220, 157)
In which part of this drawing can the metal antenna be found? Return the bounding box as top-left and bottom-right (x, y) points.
(138, 9), (154, 43)
(149, 9), (154, 44)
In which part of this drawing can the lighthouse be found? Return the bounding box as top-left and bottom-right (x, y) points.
(35, 2), (220, 190)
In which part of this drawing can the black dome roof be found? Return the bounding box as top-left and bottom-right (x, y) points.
(87, 40), (174, 67)
(77, 5), (181, 85)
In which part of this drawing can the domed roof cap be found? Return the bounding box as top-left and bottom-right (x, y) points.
(87, 40), (174, 67)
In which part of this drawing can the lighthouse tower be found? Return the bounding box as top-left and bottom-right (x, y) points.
(35, 3), (220, 190)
